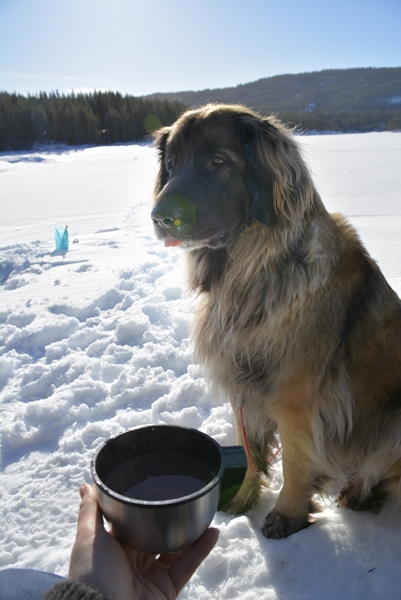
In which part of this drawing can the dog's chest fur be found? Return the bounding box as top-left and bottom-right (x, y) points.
(188, 223), (333, 406)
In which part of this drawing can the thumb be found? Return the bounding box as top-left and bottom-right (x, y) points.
(79, 483), (96, 501)
(76, 485), (103, 537)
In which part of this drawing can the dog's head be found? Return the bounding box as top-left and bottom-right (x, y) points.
(151, 104), (314, 249)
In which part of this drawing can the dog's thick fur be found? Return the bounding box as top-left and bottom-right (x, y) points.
(151, 103), (401, 539)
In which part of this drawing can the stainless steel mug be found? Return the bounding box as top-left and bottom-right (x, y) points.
(91, 424), (247, 553)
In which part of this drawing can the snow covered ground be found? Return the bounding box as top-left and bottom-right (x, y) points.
(1, 132), (401, 599)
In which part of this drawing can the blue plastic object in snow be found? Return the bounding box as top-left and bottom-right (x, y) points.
(54, 226), (69, 251)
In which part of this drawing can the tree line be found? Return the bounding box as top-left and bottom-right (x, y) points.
(278, 108), (401, 133)
(0, 91), (186, 151)
(146, 67), (401, 133)
(1, 74), (401, 152)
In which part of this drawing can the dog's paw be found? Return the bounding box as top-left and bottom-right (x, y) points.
(223, 478), (262, 515)
(337, 485), (362, 510)
(338, 482), (386, 514)
(224, 495), (253, 515)
(261, 511), (310, 539)
(224, 488), (259, 515)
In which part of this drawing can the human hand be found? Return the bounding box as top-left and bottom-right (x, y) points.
(68, 484), (219, 600)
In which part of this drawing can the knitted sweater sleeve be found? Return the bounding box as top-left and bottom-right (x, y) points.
(41, 580), (109, 600)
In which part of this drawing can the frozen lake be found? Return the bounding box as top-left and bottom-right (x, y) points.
(1, 131), (401, 599)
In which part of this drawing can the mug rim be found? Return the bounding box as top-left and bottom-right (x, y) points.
(91, 424), (223, 507)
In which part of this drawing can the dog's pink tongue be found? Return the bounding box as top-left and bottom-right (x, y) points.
(164, 238), (183, 247)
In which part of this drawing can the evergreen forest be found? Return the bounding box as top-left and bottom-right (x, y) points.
(0, 91), (185, 151)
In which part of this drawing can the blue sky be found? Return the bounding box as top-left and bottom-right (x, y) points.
(1, 0), (400, 96)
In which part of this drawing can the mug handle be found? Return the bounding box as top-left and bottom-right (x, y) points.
(218, 446), (248, 511)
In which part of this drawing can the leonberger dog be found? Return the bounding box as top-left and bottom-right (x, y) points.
(151, 103), (401, 539)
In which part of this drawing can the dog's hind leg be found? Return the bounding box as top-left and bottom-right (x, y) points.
(338, 460), (401, 514)
(338, 479), (387, 513)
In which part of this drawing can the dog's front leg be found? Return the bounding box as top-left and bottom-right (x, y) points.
(224, 464), (263, 515)
(224, 403), (269, 514)
(262, 406), (317, 539)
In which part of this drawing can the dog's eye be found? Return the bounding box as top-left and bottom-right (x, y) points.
(166, 160), (175, 171)
(212, 157), (224, 166)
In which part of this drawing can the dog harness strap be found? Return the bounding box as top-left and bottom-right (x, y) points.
(237, 389), (261, 475)
(239, 405), (261, 475)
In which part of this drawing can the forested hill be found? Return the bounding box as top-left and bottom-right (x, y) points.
(0, 91), (186, 151)
(144, 67), (401, 133)
(1, 68), (400, 151)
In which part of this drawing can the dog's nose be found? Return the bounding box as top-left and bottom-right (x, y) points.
(151, 194), (196, 230)
(151, 197), (182, 230)
(151, 213), (177, 230)
(151, 212), (175, 229)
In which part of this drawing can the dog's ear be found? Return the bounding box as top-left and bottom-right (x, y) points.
(244, 160), (275, 226)
(152, 127), (171, 192)
(239, 114), (316, 225)
(240, 119), (276, 227)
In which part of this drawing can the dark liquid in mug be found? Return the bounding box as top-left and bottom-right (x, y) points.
(106, 452), (215, 502)
(124, 474), (206, 501)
